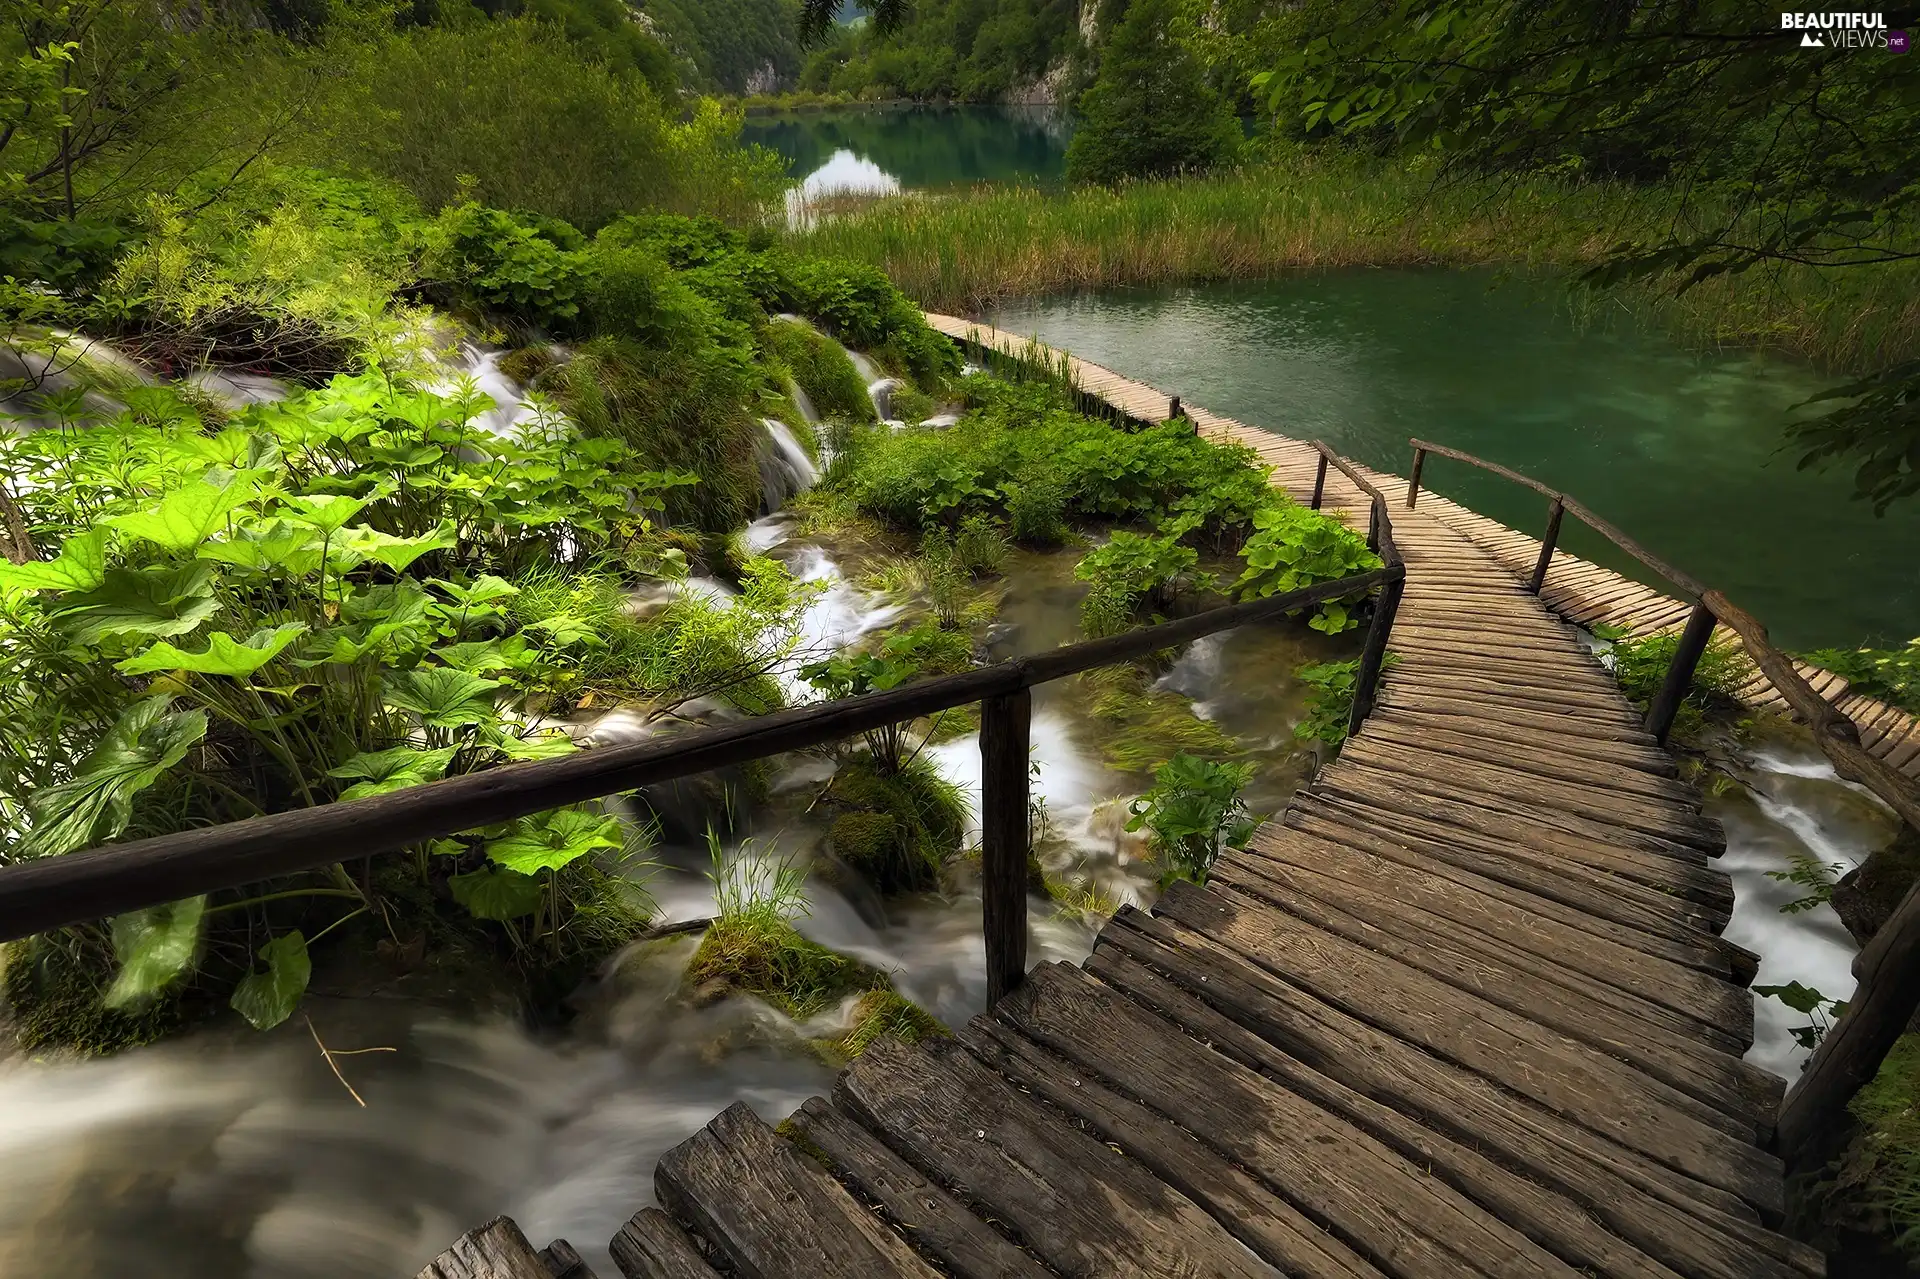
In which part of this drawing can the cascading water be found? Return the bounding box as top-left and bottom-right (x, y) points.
(753, 419), (820, 515)
(430, 343), (545, 438)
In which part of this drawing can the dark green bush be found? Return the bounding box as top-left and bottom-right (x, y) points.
(786, 256), (960, 385)
(1064, 0), (1241, 185)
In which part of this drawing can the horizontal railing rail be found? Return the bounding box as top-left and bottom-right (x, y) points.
(0, 565), (1401, 1007)
(1406, 435), (1920, 1168)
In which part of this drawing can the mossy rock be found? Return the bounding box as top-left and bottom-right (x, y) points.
(2, 933), (183, 1056)
(496, 344), (559, 387)
(821, 989), (948, 1065)
(684, 916), (888, 1020)
(826, 755), (967, 895)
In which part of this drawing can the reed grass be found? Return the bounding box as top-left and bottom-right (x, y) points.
(791, 149), (1920, 376)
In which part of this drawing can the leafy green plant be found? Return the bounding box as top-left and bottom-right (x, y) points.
(1293, 654), (1396, 750)
(1806, 640), (1920, 716)
(1126, 752), (1257, 890)
(1234, 502), (1382, 633)
(953, 514), (1008, 578)
(1842, 1033), (1920, 1261)
(1075, 527), (1205, 636)
(1755, 980), (1849, 1051)
(1604, 630), (1754, 737)
(1768, 852), (1846, 915)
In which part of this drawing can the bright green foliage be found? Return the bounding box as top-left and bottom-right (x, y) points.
(1605, 630), (1754, 735)
(1065, 0), (1241, 185)
(1075, 528), (1204, 636)
(764, 319), (876, 423)
(1806, 641), (1920, 716)
(20, 698), (207, 859)
(229, 930), (311, 1031)
(798, 0), (1080, 102)
(450, 867), (546, 921)
(1234, 503), (1382, 633)
(1293, 655), (1395, 749)
(484, 808), (625, 875)
(805, 626), (971, 774)
(786, 256), (961, 386)
(1843, 1033), (1920, 1260)
(1126, 753), (1257, 890)
(104, 896), (206, 1009)
(847, 379), (1271, 538)
(424, 204), (591, 325)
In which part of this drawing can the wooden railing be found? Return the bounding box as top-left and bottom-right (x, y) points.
(0, 524), (1403, 1010)
(1408, 436), (1920, 1168)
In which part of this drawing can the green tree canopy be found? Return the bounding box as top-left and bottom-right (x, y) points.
(1065, 0), (1241, 184)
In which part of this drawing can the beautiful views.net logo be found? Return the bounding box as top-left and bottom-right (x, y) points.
(1779, 11), (1907, 49)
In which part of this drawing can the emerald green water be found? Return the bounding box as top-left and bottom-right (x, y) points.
(989, 274), (1920, 651)
(741, 104), (1070, 196)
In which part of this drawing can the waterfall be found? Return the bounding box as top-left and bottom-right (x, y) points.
(787, 378), (820, 426)
(866, 377), (902, 422)
(186, 368), (289, 410)
(433, 343), (542, 437)
(755, 418), (820, 515)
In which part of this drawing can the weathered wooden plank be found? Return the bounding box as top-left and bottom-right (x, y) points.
(1150, 883), (1781, 1210)
(1093, 913), (1820, 1279)
(1357, 717), (1697, 804)
(539, 1240), (600, 1279)
(1283, 795), (1760, 987)
(996, 963), (1582, 1279)
(1373, 704), (1679, 774)
(1381, 669), (1649, 724)
(656, 1102), (937, 1279)
(1301, 773), (1735, 928)
(420, 1218), (552, 1279)
(1388, 652), (1624, 699)
(1082, 946), (1684, 1279)
(1328, 750), (1724, 860)
(958, 1020), (1386, 1279)
(782, 1097), (1049, 1279)
(609, 1210), (721, 1279)
(837, 1036), (1274, 1277)
(1226, 833), (1766, 1122)
(1377, 684), (1663, 745)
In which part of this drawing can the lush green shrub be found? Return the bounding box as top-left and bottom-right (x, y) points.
(425, 203), (592, 325)
(786, 256), (960, 385)
(1293, 654), (1398, 749)
(309, 18), (786, 229)
(1005, 473), (1069, 546)
(953, 514), (1009, 577)
(1806, 641), (1920, 715)
(1126, 752), (1257, 889)
(1075, 528), (1204, 634)
(764, 320), (877, 422)
(1234, 502), (1383, 633)
(1064, 0), (1241, 185)
(1603, 627), (1754, 725)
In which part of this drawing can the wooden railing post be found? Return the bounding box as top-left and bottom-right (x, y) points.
(980, 688), (1031, 1006)
(1406, 447), (1426, 508)
(1310, 453), (1329, 511)
(1347, 570), (1405, 736)
(1366, 502), (1381, 555)
(1644, 602), (1717, 742)
(1529, 497), (1565, 595)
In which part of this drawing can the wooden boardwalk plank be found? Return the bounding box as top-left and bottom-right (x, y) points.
(609, 1210), (720, 1279)
(656, 1102), (938, 1279)
(837, 1036), (1275, 1277)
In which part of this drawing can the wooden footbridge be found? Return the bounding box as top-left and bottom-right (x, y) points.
(3, 324), (1919, 1278)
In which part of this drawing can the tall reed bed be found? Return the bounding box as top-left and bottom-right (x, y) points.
(792, 151), (1919, 377)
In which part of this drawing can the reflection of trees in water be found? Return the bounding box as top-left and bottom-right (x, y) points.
(742, 106), (1073, 190)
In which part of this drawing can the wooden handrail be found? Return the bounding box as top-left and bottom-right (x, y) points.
(1405, 435), (1920, 1168)
(1304, 442), (1405, 732)
(0, 566), (1400, 1010)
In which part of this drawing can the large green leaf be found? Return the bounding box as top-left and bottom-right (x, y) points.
(0, 527), (108, 594)
(317, 583), (436, 662)
(483, 807), (623, 874)
(383, 667), (501, 728)
(327, 745), (459, 801)
(230, 930), (311, 1030)
(55, 564), (221, 646)
(22, 699), (209, 858)
(279, 492), (374, 535)
(117, 622), (308, 678)
(197, 519), (326, 576)
(104, 896), (206, 1008)
(449, 867), (543, 920)
(107, 476), (258, 553)
(435, 635), (536, 674)
(335, 523), (457, 573)
(490, 728), (578, 761)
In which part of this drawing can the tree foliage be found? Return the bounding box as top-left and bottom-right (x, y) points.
(1257, 0), (1920, 508)
(1065, 0), (1240, 184)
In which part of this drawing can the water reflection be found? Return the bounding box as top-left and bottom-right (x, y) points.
(744, 103), (1072, 196)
